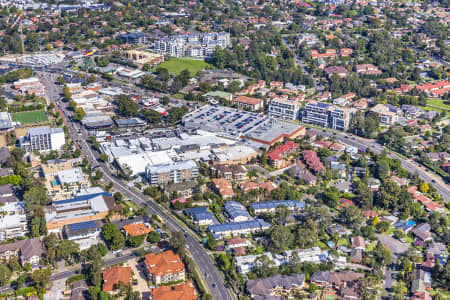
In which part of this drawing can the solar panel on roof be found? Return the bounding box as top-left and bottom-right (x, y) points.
(69, 221), (97, 231)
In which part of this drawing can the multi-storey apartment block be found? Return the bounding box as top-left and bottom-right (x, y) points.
(268, 98), (301, 120)
(154, 32), (230, 58)
(302, 101), (354, 131)
(20, 126), (65, 152)
(146, 160), (198, 185)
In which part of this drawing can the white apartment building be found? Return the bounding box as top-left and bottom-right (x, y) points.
(154, 32), (230, 58)
(268, 98), (301, 120)
(20, 126), (65, 152)
(0, 202), (28, 241)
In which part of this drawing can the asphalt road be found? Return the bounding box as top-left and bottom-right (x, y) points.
(0, 253), (137, 294)
(308, 128), (450, 203)
(40, 73), (232, 300)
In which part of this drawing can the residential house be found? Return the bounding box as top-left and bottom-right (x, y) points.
(412, 223), (432, 242)
(251, 200), (305, 214)
(352, 236), (365, 250)
(290, 162), (317, 186)
(210, 164), (247, 181)
(0, 184), (17, 204)
(302, 150), (326, 175)
(226, 237), (252, 249)
(122, 223), (153, 238)
(224, 201), (251, 222)
(144, 250), (185, 285)
(211, 178), (234, 199)
(151, 282), (197, 300)
(238, 181), (276, 193)
(0, 238), (44, 267)
(324, 66), (347, 78)
(208, 219), (270, 239)
(246, 274), (305, 298)
(355, 64), (382, 75)
(370, 104), (399, 125)
(411, 269), (432, 293)
(102, 266), (132, 292)
(184, 207), (217, 226)
(267, 141), (299, 169)
(0, 201), (28, 241)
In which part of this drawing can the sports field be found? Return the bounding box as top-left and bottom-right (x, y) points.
(12, 110), (47, 125)
(153, 58), (214, 76)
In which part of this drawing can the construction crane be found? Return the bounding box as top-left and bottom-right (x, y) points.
(10, 12), (25, 54)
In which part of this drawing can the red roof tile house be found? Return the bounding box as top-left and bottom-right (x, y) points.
(267, 141), (299, 169)
(232, 96), (264, 111)
(416, 80), (450, 98)
(211, 178), (234, 199)
(144, 250), (186, 285)
(302, 150), (326, 175)
(324, 66), (348, 78)
(351, 236), (365, 250)
(122, 223), (154, 237)
(102, 266), (132, 291)
(151, 281), (197, 300)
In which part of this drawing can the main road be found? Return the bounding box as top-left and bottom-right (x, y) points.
(40, 73), (233, 300)
(308, 128), (450, 202)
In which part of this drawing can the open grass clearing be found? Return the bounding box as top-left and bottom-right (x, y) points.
(153, 58), (214, 76)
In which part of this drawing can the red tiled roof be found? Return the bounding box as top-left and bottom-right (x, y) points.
(267, 141), (299, 161)
(233, 95), (264, 106)
(144, 250), (185, 277)
(102, 266), (132, 291)
(122, 223), (154, 237)
(151, 282), (197, 300)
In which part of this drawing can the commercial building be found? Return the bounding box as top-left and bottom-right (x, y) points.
(268, 97), (301, 120)
(154, 32), (230, 58)
(146, 160), (198, 185)
(13, 77), (45, 96)
(123, 50), (164, 69)
(0, 112), (12, 130)
(144, 250), (185, 285)
(45, 187), (122, 232)
(63, 220), (101, 250)
(20, 126), (65, 152)
(211, 145), (257, 165)
(242, 119), (305, 148)
(182, 105), (305, 145)
(302, 101), (354, 131)
(232, 96), (264, 111)
(81, 113), (113, 129)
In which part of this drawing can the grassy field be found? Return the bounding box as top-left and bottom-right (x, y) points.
(12, 110), (47, 125)
(427, 99), (450, 110)
(153, 58), (214, 76)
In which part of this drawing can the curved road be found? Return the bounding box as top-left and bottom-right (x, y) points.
(309, 128), (450, 202)
(40, 73), (232, 300)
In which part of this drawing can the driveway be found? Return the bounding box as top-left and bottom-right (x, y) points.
(376, 234), (410, 261)
(123, 259), (150, 295)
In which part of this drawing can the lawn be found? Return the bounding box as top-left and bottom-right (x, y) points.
(153, 58), (214, 76)
(12, 110), (47, 125)
(426, 99), (450, 116)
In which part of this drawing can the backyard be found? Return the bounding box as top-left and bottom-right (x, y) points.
(153, 58), (214, 76)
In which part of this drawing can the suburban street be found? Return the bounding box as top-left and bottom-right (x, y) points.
(308, 128), (450, 203)
(0, 253), (137, 294)
(40, 73), (233, 300)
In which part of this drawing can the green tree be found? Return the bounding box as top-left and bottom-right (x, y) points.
(56, 239), (80, 261)
(116, 95), (138, 117)
(62, 86), (72, 101)
(419, 182), (429, 193)
(170, 231), (186, 254)
(74, 107), (86, 121)
(322, 186), (340, 208)
(0, 264), (11, 286)
(127, 235), (145, 247)
(31, 268), (52, 292)
(217, 253), (231, 271)
(147, 231), (161, 243)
